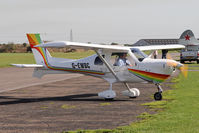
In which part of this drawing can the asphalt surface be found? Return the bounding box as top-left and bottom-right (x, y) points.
(0, 67), (174, 133)
(0, 68), (83, 93)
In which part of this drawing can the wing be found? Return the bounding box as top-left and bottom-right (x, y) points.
(36, 41), (129, 52)
(36, 41), (185, 52)
(133, 44), (185, 51)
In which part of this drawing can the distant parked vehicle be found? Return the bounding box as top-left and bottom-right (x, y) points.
(179, 30), (199, 64)
(180, 49), (199, 63)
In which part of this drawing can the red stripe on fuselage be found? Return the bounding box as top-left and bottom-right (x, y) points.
(128, 68), (170, 79)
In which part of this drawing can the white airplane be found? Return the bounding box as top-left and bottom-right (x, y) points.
(12, 34), (186, 101)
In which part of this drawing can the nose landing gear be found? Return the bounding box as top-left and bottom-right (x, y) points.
(154, 84), (163, 101)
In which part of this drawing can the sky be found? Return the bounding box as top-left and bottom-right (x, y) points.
(0, 0), (199, 44)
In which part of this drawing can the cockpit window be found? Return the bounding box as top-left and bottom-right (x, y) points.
(131, 48), (147, 62)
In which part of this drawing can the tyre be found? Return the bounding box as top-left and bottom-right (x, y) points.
(105, 98), (114, 101)
(132, 88), (140, 97)
(154, 92), (162, 101)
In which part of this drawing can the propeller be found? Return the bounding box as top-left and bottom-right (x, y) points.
(180, 64), (188, 78)
(166, 53), (188, 78)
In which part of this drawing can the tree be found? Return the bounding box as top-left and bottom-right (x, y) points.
(23, 43), (27, 47)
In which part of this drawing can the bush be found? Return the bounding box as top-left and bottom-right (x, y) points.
(23, 43), (27, 47)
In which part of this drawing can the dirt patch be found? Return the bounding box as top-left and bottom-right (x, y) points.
(0, 74), (174, 133)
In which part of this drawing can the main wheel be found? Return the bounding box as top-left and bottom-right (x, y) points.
(105, 98), (114, 101)
(197, 60), (199, 64)
(154, 92), (162, 101)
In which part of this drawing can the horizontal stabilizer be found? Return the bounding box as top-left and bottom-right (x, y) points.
(11, 64), (44, 68)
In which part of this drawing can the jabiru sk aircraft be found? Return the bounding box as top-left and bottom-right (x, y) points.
(12, 34), (186, 100)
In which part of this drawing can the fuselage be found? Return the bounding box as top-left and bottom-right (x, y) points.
(42, 52), (175, 84)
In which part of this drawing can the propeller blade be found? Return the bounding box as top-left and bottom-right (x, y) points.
(180, 64), (188, 78)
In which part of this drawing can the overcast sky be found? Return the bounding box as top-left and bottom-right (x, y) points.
(0, 0), (198, 44)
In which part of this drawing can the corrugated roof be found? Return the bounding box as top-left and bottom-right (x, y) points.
(133, 39), (178, 46)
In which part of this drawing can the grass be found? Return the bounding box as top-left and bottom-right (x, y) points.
(0, 51), (95, 68)
(184, 62), (199, 69)
(61, 104), (76, 109)
(64, 71), (199, 133)
(51, 50), (95, 59)
(100, 102), (111, 106)
(141, 100), (168, 110)
(40, 106), (48, 109)
(0, 53), (35, 68)
(184, 63), (199, 70)
(188, 67), (199, 70)
(186, 63), (199, 66)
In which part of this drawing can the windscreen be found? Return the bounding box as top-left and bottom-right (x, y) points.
(131, 48), (147, 62)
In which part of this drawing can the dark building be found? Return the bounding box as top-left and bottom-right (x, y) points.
(133, 39), (199, 46)
(133, 39), (178, 46)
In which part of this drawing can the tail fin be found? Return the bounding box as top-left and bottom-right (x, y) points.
(27, 34), (51, 66)
(179, 30), (199, 46)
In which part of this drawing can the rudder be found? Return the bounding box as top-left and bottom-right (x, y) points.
(179, 30), (199, 45)
(27, 34), (51, 66)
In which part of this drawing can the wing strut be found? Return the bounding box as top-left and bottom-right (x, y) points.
(95, 50), (120, 81)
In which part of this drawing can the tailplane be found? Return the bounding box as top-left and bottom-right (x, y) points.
(179, 30), (199, 46)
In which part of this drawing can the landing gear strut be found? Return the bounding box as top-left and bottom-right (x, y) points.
(122, 82), (140, 98)
(154, 84), (163, 101)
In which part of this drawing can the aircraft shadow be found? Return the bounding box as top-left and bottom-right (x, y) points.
(0, 94), (128, 105)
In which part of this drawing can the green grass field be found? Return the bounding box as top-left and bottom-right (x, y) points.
(0, 51), (95, 68)
(65, 71), (199, 133)
(187, 63), (199, 70)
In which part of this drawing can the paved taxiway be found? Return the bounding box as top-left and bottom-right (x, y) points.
(0, 67), (174, 133)
(0, 68), (82, 93)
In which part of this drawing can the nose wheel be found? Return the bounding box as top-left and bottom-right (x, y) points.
(154, 84), (163, 101)
(154, 92), (162, 100)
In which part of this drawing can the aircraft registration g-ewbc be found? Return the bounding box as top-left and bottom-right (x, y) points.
(12, 34), (186, 101)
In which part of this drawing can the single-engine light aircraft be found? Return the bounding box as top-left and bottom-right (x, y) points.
(12, 34), (186, 100)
